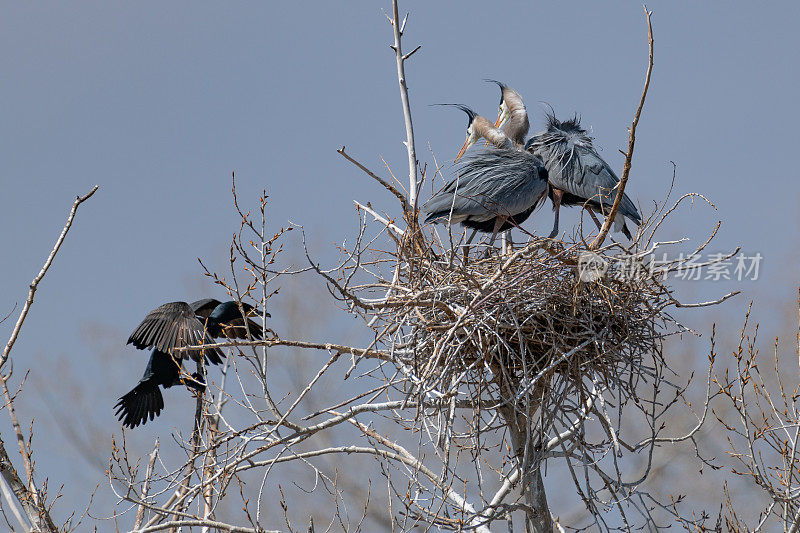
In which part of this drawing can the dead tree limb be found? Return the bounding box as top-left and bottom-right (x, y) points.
(590, 6), (653, 250)
(1, 185), (99, 369)
(0, 185), (97, 531)
(388, 0), (419, 212)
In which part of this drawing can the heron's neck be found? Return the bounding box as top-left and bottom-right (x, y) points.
(477, 123), (511, 150)
(503, 109), (530, 146)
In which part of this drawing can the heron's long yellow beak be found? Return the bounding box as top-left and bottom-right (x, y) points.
(493, 107), (503, 129)
(456, 136), (473, 161)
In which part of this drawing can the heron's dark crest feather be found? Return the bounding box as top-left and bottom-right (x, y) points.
(483, 79), (507, 105)
(544, 111), (587, 136)
(433, 103), (477, 127)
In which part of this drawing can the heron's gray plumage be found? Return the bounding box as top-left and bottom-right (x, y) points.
(423, 148), (548, 232)
(526, 114), (641, 237)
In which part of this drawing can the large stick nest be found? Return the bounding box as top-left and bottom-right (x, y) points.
(328, 191), (733, 429)
(373, 236), (670, 410)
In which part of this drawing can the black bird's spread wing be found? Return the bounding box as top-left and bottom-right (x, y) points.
(190, 298), (223, 319)
(127, 301), (224, 364)
(114, 380), (164, 429)
(118, 298), (267, 430)
(127, 301), (200, 351)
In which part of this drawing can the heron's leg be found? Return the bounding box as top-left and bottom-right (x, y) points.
(488, 217), (506, 246)
(587, 207), (623, 244)
(501, 232), (508, 255)
(549, 188), (564, 239)
(587, 207), (603, 231)
(484, 217), (507, 258)
(462, 229), (478, 261)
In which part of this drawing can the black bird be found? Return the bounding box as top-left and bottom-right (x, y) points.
(189, 299), (264, 340)
(115, 299), (266, 428)
(114, 349), (205, 429)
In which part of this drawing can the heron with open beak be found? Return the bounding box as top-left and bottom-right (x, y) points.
(435, 104), (512, 161)
(487, 79), (529, 147)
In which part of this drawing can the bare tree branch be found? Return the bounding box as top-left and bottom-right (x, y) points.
(590, 6), (652, 249)
(389, 0), (419, 211)
(1, 185), (99, 369)
(339, 147), (408, 211)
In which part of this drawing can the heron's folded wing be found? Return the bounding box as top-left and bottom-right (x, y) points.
(573, 149), (641, 223)
(424, 148), (547, 224)
(531, 134), (640, 224)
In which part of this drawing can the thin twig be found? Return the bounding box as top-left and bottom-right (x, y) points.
(134, 439), (159, 530)
(389, 0), (419, 211)
(1, 185), (99, 368)
(590, 6), (652, 249)
(339, 147), (408, 211)
(354, 201), (405, 236)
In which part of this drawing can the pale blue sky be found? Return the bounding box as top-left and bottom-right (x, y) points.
(1, 1), (798, 525)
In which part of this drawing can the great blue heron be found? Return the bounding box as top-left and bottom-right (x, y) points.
(486, 79), (529, 146)
(526, 113), (641, 239)
(484, 81), (640, 240)
(435, 104), (512, 160)
(115, 299), (265, 428)
(422, 147), (548, 246)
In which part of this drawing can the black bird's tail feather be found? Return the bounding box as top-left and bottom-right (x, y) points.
(114, 380), (164, 429)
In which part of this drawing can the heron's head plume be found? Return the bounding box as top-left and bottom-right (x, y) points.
(527, 106), (593, 154)
(435, 104), (483, 160)
(483, 79), (508, 107)
(433, 103), (478, 128)
(485, 80), (525, 130)
(545, 111), (586, 135)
